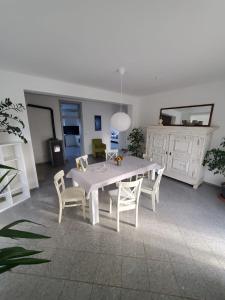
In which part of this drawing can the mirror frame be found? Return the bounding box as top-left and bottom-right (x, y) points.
(159, 104), (214, 127)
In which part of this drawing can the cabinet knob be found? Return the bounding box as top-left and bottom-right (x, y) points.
(166, 151), (168, 155)
(169, 152), (172, 155)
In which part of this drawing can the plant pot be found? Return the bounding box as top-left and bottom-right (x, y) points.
(221, 182), (225, 199)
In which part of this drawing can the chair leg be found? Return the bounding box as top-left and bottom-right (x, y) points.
(58, 206), (63, 224)
(116, 208), (120, 232)
(82, 202), (86, 220)
(156, 190), (159, 203)
(135, 205), (138, 228)
(102, 186), (104, 191)
(151, 194), (156, 212)
(109, 197), (112, 214)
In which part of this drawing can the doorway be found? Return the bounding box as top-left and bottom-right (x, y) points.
(60, 102), (83, 161)
(110, 129), (119, 150)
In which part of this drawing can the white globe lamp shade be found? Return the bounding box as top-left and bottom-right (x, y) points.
(110, 112), (131, 132)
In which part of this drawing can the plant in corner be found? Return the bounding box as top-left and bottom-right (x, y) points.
(0, 98), (50, 274)
(0, 220), (50, 274)
(0, 98), (27, 143)
(127, 128), (144, 158)
(203, 138), (225, 198)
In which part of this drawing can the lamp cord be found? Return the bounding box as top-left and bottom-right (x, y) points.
(120, 72), (123, 112)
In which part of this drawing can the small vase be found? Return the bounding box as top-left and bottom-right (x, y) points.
(116, 160), (121, 166)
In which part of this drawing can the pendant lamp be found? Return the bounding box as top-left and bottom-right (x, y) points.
(110, 67), (131, 132)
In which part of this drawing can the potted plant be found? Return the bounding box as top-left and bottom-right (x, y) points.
(0, 98), (27, 143)
(127, 128), (144, 158)
(203, 138), (225, 198)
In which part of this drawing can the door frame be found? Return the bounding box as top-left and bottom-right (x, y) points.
(59, 99), (84, 160)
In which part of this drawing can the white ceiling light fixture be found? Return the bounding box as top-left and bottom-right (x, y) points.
(110, 67), (131, 132)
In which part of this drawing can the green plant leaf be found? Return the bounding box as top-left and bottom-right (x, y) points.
(1, 219), (42, 230)
(0, 98), (27, 143)
(0, 164), (17, 171)
(0, 174), (17, 194)
(0, 229), (50, 239)
(0, 257), (50, 274)
(0, 264), (15, 274)
(203, 138), (225, 176)
(0, 257), (50, 266)
(0, 247), (42, 261)
(0, 170), (10, 184)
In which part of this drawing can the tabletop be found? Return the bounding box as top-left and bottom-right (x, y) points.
(66, 156), (161, 196)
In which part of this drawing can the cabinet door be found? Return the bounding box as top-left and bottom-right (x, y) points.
(187, 137), (205, 179)
(147, 132), (168, 166)
(191, 137), (204, 159)
(166, 135), (193, 176)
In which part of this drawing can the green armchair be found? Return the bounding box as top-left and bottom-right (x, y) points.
(92, 139), (106, 158)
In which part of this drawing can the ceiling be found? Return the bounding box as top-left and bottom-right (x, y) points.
(0, 0), (225, 96)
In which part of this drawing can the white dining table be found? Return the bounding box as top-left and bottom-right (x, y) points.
(66, 156), (161, 225)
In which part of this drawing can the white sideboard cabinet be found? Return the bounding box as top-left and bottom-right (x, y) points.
(145, 126), (216, 188)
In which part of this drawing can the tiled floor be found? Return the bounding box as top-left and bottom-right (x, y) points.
(1, 160), (225, 299)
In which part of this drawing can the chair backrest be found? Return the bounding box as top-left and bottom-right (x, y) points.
(76, 155), (88, 169)
(153, 167), (165, 191)
(143, 153), (148, 159)
(105, 149), (118, 160)
(143, 153), (152, 161)
(92, 139), (102, 146)
(54, 170), (65, 203)
(117, 178), (143, 207)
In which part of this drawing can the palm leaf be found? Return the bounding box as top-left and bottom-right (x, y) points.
(0, 247), (42, 260)
(0, 174), (17, 194)
(0, 164), (17, 171)
(0, 170), (10, 184)
(0, 257), (50, 266)
(0, 220), (50, 239)
(1, 219), (42, 230)
(0, 258), (50, 274)
(0, 220), (51, 274)
(0, 228), (50, 239)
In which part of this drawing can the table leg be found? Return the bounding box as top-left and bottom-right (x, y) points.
(151, 169), (156, 181)
(89, 190), (99, 225)
(72, 179), (79, 187)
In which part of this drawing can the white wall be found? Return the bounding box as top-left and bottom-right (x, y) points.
(0, 69), (139, 189)
(26, 92), (124, 162)
(25, 93), (63, 140)
(82, 101), (122, 154)
(27, 106), (53, 163)
(139, 79), (225, 186)
(25, 93), (63, 164)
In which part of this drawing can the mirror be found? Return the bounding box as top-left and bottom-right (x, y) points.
(160, 104), (214, 127)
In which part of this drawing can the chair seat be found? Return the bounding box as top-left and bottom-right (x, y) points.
(61, 187), (85, 202)
(141, 178), (155, 192)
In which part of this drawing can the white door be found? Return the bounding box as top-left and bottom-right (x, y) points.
(166, 135), (193, 176)
(147, 132), (168, 166)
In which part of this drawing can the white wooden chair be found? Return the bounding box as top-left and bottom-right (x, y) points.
(142, 153), (153, 179)
(140, 167), (164, 212)
(99, 150), (118, 191)
(105, 149), (118, 160)
(143, 153), (148, 160)
(108, 178), (143, 232)
(54, 170), (86, 223)
(73, 155), (89, 187)
(75, 154), (88, 169)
